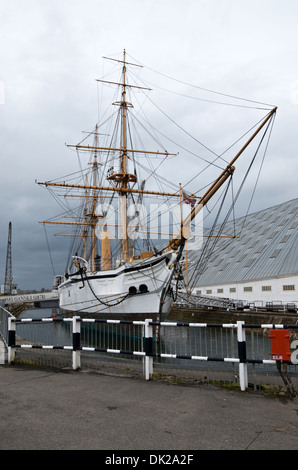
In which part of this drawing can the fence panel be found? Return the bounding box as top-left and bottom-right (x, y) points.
(2, 308), (298, 396)
(150, 322), (240, 387)
(79, 319), (145, 377)
(244, 324), (298, 396)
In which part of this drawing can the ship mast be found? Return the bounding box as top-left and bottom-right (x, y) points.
(119, 49), (130, 262)
(37, 51), (277, 272)
(90, 124), (99, 270)
(121, 49), (128, 183)
(103, 49), (146, 262)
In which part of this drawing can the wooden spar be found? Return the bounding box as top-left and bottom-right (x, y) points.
(168, 106), (277, 251)
(51, 225), (235, 238)
(102, 55), (143, 68)
(37, 180), (181, 198)
(54, 233), (91, 237)
(39, 220), (95, 226)
(57, 194), (120, 198)
(67, 144), (175, 156)
(96, 79), (151, 91)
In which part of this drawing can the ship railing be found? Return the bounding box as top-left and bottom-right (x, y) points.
(175, 293), (298, 312)
(2, 308), (298, 395)
(175, 293), (246, 309)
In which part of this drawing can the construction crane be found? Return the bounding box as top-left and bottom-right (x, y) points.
(4, 222), (15, 295)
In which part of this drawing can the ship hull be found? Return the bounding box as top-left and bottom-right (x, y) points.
(58, 252), (176, 320)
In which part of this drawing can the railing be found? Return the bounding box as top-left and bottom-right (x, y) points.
(0, 290), (59, 305)
(176, 293), (298, 313)
(1, 306), (297, 396)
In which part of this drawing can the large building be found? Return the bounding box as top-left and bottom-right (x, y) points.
(193, 198), (298, 307)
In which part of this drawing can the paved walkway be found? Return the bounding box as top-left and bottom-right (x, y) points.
(0, 364), (297, 451)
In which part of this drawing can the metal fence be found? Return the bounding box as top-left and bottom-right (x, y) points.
(1, 306), (298, 396)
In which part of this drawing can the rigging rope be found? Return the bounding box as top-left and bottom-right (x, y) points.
(188, 112), (276, 290)
(188, 175), (233, 290)
(238, 112), (276, 236)
(127, 52), (276, 109)
(43, 224), (56, 276)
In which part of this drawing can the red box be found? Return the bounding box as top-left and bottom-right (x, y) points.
(269, 329), (291, 361)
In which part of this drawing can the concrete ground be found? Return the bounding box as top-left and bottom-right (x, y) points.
(0, 364), (297, 451)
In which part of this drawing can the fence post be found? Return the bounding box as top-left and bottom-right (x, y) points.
(72, 316), (81, 370)
(7, 317), (16, 364)
(237, 321), (248, 391)
(144, 319), (153, 380)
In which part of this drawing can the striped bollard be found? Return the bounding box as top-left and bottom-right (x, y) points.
(7, 317), (16, 364)
(72, 316), (81, 370)
(237, 321), (248, 391)
(144, 319), (153, 380)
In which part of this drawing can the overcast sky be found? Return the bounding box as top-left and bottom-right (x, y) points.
(0, 0), (297, 291)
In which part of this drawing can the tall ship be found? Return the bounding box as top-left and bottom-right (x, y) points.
(38, 50), (277, 319)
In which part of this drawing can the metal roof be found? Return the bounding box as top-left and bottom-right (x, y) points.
(192, 198), (298, 286)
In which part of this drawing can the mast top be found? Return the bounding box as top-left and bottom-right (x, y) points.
(102, 49), (142, 68)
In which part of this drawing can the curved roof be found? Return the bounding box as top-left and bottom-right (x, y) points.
(193, 198), (298, 286)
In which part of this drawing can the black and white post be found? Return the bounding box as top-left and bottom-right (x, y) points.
(144, 319), (153, 380)
(7, 316), (16, 364)
(237, 321), (248, 391)
(72, 316), (81, 370)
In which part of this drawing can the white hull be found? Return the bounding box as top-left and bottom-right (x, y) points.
(58, 252), (176, 318)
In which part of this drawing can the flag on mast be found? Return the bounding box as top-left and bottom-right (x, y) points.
(182, 190), (196, 207)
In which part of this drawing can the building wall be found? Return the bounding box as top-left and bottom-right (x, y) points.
(195, 274), (298, 306)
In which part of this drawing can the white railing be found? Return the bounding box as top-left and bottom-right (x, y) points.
(2, 308), (298, 395)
